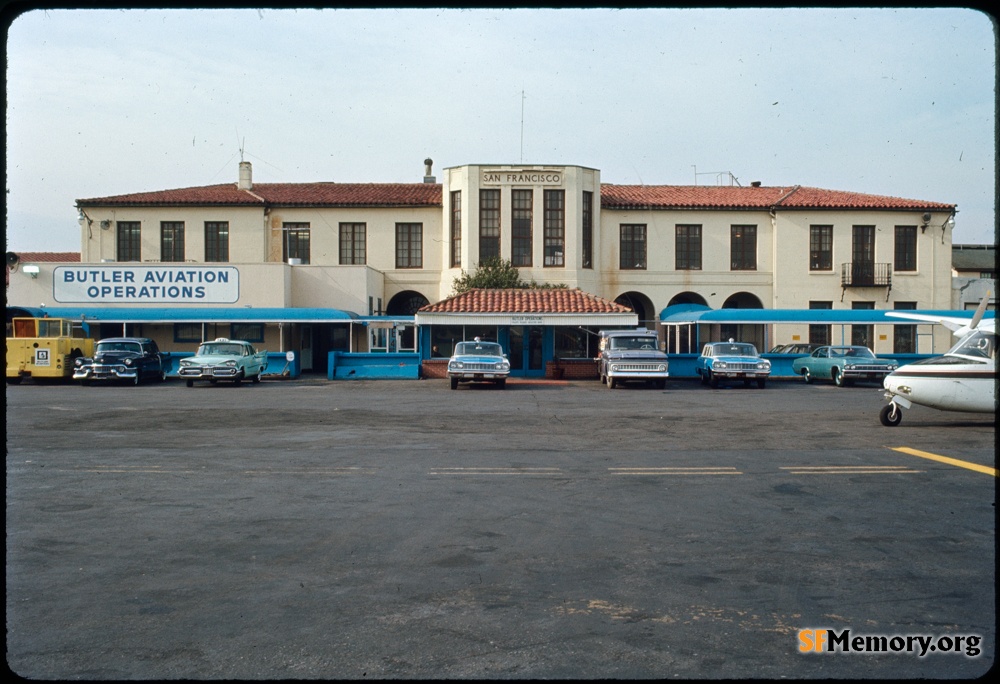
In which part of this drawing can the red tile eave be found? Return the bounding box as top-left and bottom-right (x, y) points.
(77, 183), (443, 208)
(420, 288), (633, 315)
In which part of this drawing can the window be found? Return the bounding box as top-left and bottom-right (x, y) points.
(894, 225), (917, 272)
(205, 222), (229, 262)
(339, 223), (366, 265)
(851, 301), (874, 347)
(619, 224), (646, 270)
(479, 189), (501, 261)
(117, 221), (141, 262)
(511, 189), (532, 266)
(676, 224), (702, 270)
(450, 190), (461, 268)
(161, 222), (185, 262)
(173, 323), (202, 343)
(582, 191), (593, 269)
(893, 301), (917, 353)
(809, 301), (832, 345)
(544, 189), (565, 267)
(810, 225), (833, 271)
(730, 225), (757, 270)
(283, 223), (311, 264)
(230, 323), (264, 343)
(395, 223), (423, 268)
(852, 225), (875, 264)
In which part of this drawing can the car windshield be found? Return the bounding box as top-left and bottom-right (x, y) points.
(830, 347), (875, 359)
(198, 343), (246, 356)
(97, 341), (142, 354)
(455, 342), (502, 356)
(715, 344), (757, 357)
(948, 330), (996, 359)
(609, 336), (657, 350)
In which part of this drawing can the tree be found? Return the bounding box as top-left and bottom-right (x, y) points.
(451, 256), (567, 295)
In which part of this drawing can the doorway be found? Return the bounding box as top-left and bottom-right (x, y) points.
(508, 326), (544, 377)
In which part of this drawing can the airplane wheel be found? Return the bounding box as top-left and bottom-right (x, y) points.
(879, 404), (902, 427)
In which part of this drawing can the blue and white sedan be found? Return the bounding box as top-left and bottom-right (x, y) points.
(792, 345), (898, 387)
(447, 338), (510, 390)
(695, 340), (770, 388)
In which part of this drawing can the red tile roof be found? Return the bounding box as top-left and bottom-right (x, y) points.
(600, 184), (955, 211)
(77, 180), (954, 212)
(77, 183), (442, 207)
(419, 288), (633, 314)
(13, 251), (80, 262)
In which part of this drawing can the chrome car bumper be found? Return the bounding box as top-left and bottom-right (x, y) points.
(73, 365), (138, 381)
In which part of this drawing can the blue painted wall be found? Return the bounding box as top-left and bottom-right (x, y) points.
(329, 352), (421, 380)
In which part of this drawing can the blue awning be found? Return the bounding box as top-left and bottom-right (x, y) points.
(659, 304), (995, 326)
(8, 306), (358, 323)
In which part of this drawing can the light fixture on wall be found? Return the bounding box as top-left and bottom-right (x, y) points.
(22, 264), (40, 279)
(920, 212), (931, 233)
(100, 220), (111, 230)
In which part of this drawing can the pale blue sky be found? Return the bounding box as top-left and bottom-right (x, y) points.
(5, 7), (996, 251)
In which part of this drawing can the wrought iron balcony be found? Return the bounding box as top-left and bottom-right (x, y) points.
(841, 262), (892, 288)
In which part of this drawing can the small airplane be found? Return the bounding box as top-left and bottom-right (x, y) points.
(880, 294), (996, 426)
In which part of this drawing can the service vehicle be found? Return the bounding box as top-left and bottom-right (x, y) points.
(73, 337), (166, 385)
(177, 338), (268, 387)
(6, 317), (94, 384)
(447, 338), (510, 389)
(696, 340), (770, 388)
(597, 328), (669, 389)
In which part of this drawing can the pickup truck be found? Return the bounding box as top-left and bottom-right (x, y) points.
(177, 338), (268, 387)
(598, 329), (669, 389)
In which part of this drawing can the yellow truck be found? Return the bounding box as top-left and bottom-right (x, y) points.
(6, 317), (95, 384)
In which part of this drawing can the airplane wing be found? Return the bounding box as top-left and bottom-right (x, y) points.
(885, 293), (994, 336)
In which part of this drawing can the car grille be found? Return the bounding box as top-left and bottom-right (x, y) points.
(847, 364), (890, 373)
(615, 363), (664, 372)
(459, 362), (501, 372)
(92, 364), (127, 377)
(724, 361), (760, 372)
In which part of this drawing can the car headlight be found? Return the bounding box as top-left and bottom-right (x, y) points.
(713, 360), (726, 369)
(224, 360), (237, 367)
(450, 361), (462, 370)
(846, 364), (856, 370)
(124, 358), (134, 367)
(658, 364), (667, 372)
(756, 362), (767, 370)
(74, 358), (84, 367)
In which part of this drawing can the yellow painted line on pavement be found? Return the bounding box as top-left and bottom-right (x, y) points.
(609, 467), (742, 475)
(890, 447), (998, 477)
(780, 465), (922, 475)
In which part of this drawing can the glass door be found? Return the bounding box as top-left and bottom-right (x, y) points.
(509, 326), (545, 377)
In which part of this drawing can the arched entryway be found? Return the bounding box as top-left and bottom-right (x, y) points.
(721, 292), (765, 350)
(665, 292), (709, 352)
(386, 291), (429, 351)
(614, 291), (656, 329)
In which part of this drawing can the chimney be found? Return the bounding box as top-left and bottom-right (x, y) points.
(238, 161), (253, 190)
(751, 181), (762, 188)
(423, 158), (435, 183)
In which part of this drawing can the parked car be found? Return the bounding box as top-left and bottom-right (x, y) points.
(72, 337), (165, 385)
(791, 345), (898, 386)
(177, 338), (268, 387)
(768, 343), (821, 354)
(696, 340), (770, 388)
(597, 328), (669, 389)
(447, 338), (510, 389)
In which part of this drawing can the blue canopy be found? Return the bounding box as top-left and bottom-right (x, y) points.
(8, 306), (358, 323)
(659, 303), (995, 326)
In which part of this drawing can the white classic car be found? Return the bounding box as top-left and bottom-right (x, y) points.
(178, 338), (268, 387)
(447, 338), (510, 389)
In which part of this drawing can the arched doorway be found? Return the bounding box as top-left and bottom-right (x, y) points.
(721, 292), (765, 349)
(665, 292), (708, 353)
(614, 291), (656, 329)
(386, 291), (429, 352)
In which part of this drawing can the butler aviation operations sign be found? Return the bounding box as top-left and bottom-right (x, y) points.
(54, 266), (239, 304)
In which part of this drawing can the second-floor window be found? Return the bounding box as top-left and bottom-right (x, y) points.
(620, 224), (646, 270)
(582, 190), (593, 269)
(395, 223), (423, 268)
(283, 222), (311, 264)
(117, 221), (141, 262)
(810, 225), (833, 270)
(450, 190), (461, 268)
(543, 189), (565, 267)
(479, 189), (501, 262)
(676, 224), (702, 270)
(339, 223), (366, 265)
(511, 189), (532, 266)
(160, 221), (184, 262)
(205, 222), (229, 262)
(809, 300), (832, 345)
(731, 225), (757, 270)
(894, 225), (917, 271)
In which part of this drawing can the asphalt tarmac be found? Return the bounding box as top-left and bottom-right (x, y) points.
(5, 376), (996, 679)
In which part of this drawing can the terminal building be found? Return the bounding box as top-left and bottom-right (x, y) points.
(6, 159), (963, 377)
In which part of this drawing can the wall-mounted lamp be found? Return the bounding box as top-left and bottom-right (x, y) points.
(920, 212), (931, 233)
(22, 264), (40, 279)
(100, 220), (111, 230)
